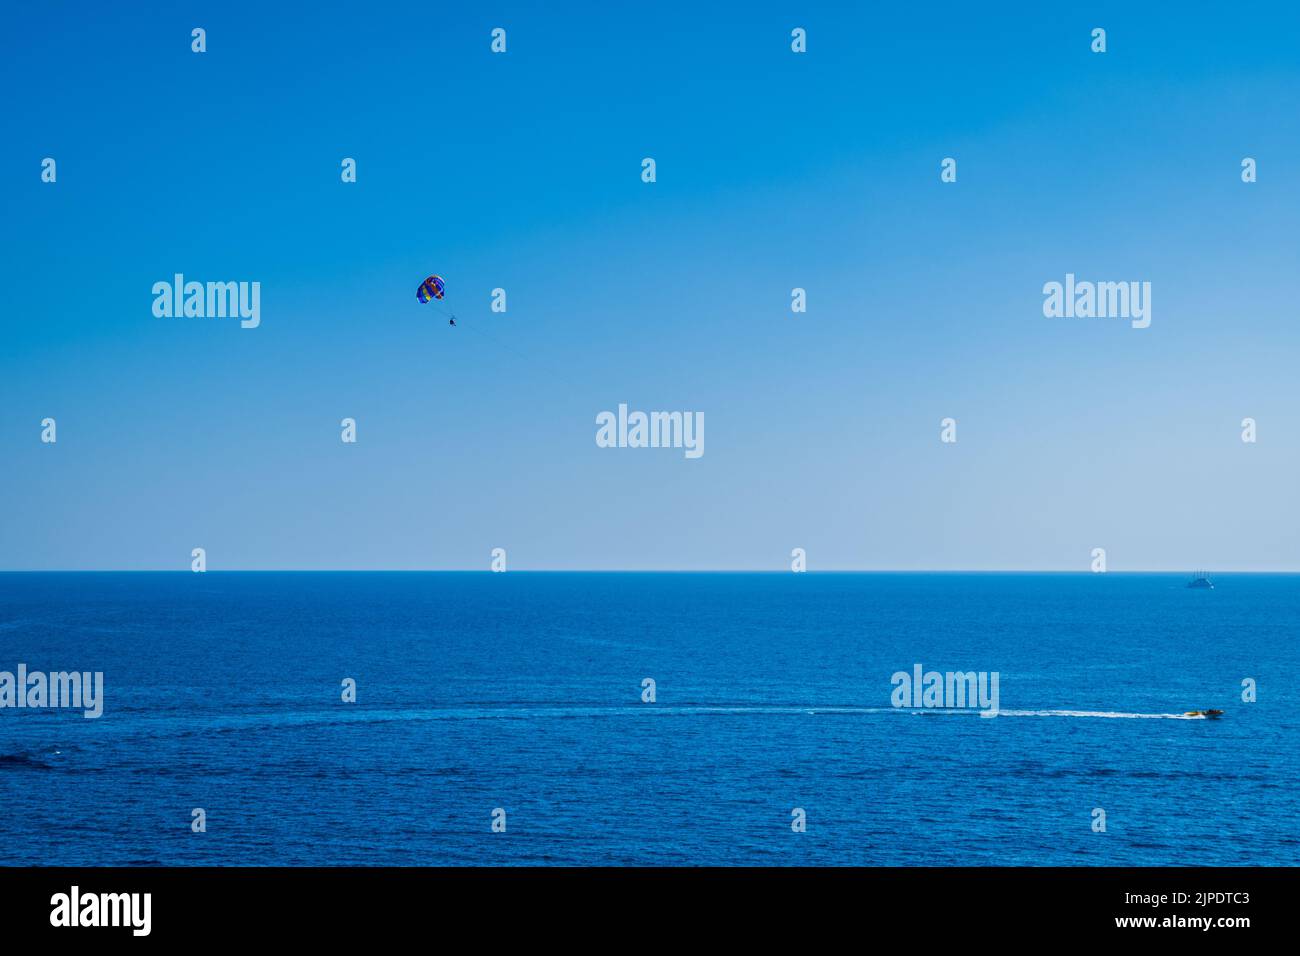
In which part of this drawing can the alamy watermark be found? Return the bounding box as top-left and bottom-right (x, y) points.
(0, 665), (103, 718)
(152, 274), (261, 329)
(595, 403), (704, 459)
(891, 663), (999, 717)
(1042, 273), (1150, 329)
(50, 886), (150, 936)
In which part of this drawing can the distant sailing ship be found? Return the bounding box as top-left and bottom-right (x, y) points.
(1186, 570), (1214, 590)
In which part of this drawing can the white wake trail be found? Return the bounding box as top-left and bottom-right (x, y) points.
(995, 709), (1206, 720)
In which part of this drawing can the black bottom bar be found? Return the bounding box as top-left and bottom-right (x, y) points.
(0, 867), (1285, 941)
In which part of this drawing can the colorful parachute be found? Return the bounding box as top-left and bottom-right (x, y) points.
(416, 273), (458, 326)
(417, 275), (446, 303)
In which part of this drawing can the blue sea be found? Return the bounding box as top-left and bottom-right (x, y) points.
(0, 572), (1295, 866)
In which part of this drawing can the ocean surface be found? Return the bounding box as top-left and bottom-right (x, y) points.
(0, 572), (1296, 866)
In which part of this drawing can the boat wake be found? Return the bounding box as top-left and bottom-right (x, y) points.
(995, 709), (1208, 720)
(29, 705), (1216, 742)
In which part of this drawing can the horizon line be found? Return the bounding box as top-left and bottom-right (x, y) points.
(0, 568), (1292, 575)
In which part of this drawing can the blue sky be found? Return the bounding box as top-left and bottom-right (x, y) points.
(3, 2), (1298, 570)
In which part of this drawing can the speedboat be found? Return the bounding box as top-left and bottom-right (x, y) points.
(1184, 709), (1224, 718)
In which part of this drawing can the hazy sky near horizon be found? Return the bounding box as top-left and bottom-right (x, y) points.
(3, 2), (1299, 571)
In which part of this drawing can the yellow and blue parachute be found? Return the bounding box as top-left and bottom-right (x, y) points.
(416, 275), (446, 303)
(416, 273), (457, 325)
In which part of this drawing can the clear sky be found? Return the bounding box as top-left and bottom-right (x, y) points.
(3, 2), (1298, 570)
